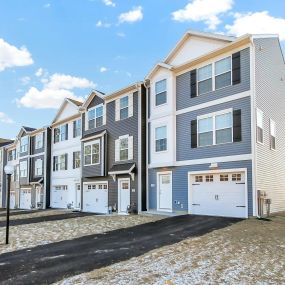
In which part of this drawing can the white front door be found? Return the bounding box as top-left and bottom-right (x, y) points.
(35, 186), (42, 208)
(158, 173), (172, 211)
(51, 186), (68, 208)
(20, 188), (32, 209)
(10, 192), (16, 209)
(75, 184), (81, 209)
(118, 179), (130, 214)
(190, 171), (247, 218)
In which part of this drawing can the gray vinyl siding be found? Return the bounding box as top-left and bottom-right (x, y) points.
(45, 128), (51, 208)
(176, 48), (250, 111)
(31, 132), (45, 155)
(148, 160), (253, 215)
(176, 96), (252, 161)
(254, 37), (285, 213)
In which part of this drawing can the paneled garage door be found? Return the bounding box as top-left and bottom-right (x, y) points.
(189, 171), (247, 218)
(20, 188), (32, 209)
(83, 183), (108, 214)
(51, 185), (68, 208)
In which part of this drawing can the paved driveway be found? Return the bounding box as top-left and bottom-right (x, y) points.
(0, 215), (241, 285)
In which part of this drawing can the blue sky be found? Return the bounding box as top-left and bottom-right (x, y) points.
(0, 0), (285, 139)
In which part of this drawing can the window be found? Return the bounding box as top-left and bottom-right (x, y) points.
(54, 128), (60, 143)
(270, 119), (276, 150)
(54, 185), (67, 191)
(195, 175), (203, 182)
(120, 96), (129, 120)
(206, 175), (214, 182)
(20, 136), (28, 153)
(84, 142), (100, 165)
(73, 151), (81, 169)
(88, 106), (103, 129)
(155, 79), (167, 106)
(53, 154), (67, 171)
(256, 109), (263, 143)
(35, 133), (43, 149)
(35, 159), (43, 176)
(155, 126), (167, 152)
(20, 161), (27, 177)
(8, 149), (16, 161)
(198, 64), (212, 95)
(232, 173), (241, 181)
(73, 119), (81, 138)
(54, 124), (68, 143)
(220, 174), (228, 181)
(215, 57), (231, 90)
(198, 110), (233, 147)
(119, 138), (129, 160)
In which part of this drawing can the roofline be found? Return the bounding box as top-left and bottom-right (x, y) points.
(81, 90), (105, 110)
(145, 63), (173, 80)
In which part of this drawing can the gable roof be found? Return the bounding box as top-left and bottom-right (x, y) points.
(68, 98), (83, 107)
(22, 126), (36, 132)
(82, 90), (105, 110)
(0, 138), (13, 147)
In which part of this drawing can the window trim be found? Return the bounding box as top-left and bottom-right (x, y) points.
(35, 133), (43, 150)
(214, 56), (232, 91)
(20, 161), (28, 178)
(84, 140), (100, 166)
(20, 136), (28, 153)
(119, 135), (129, 161)
(87, 104), (104, 130)
(197, 108), (233, 148)
(155, 125), (168, 153)
(73, 119), (81, 138)
(35, 158), (43, 176)
(256, 108), (264, 145)
(119, 96), (129, 120)
(73, 151), (81, 169)
(270, 119), (276, 150)
(155, 79), (167, 107)
(197, 63), (213, 96)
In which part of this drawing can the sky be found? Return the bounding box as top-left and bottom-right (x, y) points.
(0, 0), (285, 139)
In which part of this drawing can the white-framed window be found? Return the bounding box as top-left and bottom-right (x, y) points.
(155, 126), (167, 152)
(84, 141), (100, 165)
(115, 135), (133, 161)
(115, 94), (133, 121)
(232, 173), (241, 181)
(155, 79), (167, 106)
(20, 136), (28, 153)
(270, 119), (276, 150)
(220, 174), (228, 181)
(53, 154), (67, 171)
(198, 64), (212, 95)
(54, 124), (68, 143)
(35, 158), (43, 176)
(20, 160), (27, 177)
(73, 151), (81, 169)
(54, 185), (68, 191)
(73, 119), (81, 138)
(35, 133), (43, 149)
(205, 175), (214, 182)
(120, 96), (129, 120)
(8, 149), (16, 161)
(256, 109), (263, 144)
(215, 56), (232, 90)
(198, 110), (233, 147)
(88, 105), (103, 129)
(195, 175), (203, 182)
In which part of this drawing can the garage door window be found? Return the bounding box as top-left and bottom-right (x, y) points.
(195, 175), (203, 182)
(205, 175), (213, 182)
(232, 173), (241, 181)
(220, 174), (228, 181)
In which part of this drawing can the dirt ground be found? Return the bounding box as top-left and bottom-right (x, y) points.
(55, 213), (285, 285)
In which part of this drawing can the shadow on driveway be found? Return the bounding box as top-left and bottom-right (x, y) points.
(0, 215), (242, 285)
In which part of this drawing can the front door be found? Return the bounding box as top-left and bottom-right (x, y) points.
(20, 188), (32, 209)
(158, 173), (172, 211)
(75, 184), (81, 209)
(118, 179), (130, 214)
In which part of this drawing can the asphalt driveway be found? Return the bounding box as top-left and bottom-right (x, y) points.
(0, 215), (241, 285)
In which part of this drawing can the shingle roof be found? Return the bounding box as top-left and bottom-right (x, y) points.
(0, 138), (13, 147)
(68, 98), (83, 107)
(22, 126), (36, 132)
(109, 163), (136, 173)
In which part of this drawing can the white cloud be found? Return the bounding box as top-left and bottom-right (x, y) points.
(0, 38), (33, 72)
(172, 0), (233, 30)
(118, 6), (143, 24)
(44, 3), (50, 8)
(226, 11), (285, 41)
(35, 68), (43, 77)
(100, 67), (108, 73)
(0, 112), (14, 124)
(102, 0), (115, 7)
(17, 73), (95, 109)
(117, 32), (126, 38)
(96, 20), (111, 28)
(20, 76), (31, 85)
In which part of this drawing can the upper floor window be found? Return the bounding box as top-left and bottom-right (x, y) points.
(20, 136), (28, 153)
(35, 133), (43, 149)
(8, 149), (16, 161)
(0, 149), (2, 163)
(115, 135), (133, 161)
(35, 158), (43, 176)
(88, 105), (103, 129)
(256, 109), (263, 144)
(84, 141), (100, 166)
(73, 119), (81, 138)
(120, 96), (129, 120)
(73, 151), (81, 169)
(155, 79), (167, 106)
(198, 64), (212, 95)
(155, 126), (167, 152)
(54, 124), (68, 143)
(115, 94), (133, 121)
(215, 57), (231, 90)
(270, 119), (276, 150)
(198, 110), (233, 147)
(53, 154), (67, 171)
(20, 160), (27, 177)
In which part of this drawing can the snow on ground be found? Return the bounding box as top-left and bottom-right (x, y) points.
(0, 211), (163, 254)
(55, 214), (285, 285)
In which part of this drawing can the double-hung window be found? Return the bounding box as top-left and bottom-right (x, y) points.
(215, 57), (231, 90)
(73, 119), (81, 138)
(115, 135), (133, 161)
(120, 96), (129, 120)
(73, 151), (81, 168)
(84, 141), (100, 165)
(119, 138), (129, 160)
(198, 110), (233, 147)
(35, 133), (43, 149)
(270, 119), (276, 150)
(53, 155), (67, 171)
(54, 128), (60, 143)
(35, 159), (43, 176)
(198, 64), (212, 95)
(155, 79), (167, 106)
(8, 149), (16, 161)
(20, 136), (28, 153)
(155, 126), (167, 152)
(20, 161), (27, 177)
(88, 106), (103, 129)
(256, 109), (263, 143)
(60, 124), (67, 141)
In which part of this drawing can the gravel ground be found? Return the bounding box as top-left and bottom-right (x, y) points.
(0, 212), (163, 255)
(55, 213), (285, 285)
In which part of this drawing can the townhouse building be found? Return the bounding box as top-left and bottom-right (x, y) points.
(146, 30), (285, 218)
(50, 98), (83, 209)
(80, 84), (147, 214)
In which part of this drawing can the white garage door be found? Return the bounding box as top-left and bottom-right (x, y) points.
(83, 183), (108, 214)
(20, 188), (32, 210)
(51, 185), (68, 208)
(190, 171), (247, 218)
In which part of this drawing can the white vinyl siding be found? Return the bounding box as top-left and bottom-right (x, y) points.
(20, 161), (27, 177)
(115, 94), (133, 121)
(20, 136), (28, 153)
(84, 141), (100, 165)
(35, 158), (43, 176)
(115, 135), (133, 161)
(155, 79), (167, 106)
(270, 119), (276, 150)
(256, 109), (263, 144)
(35, 133), (43, 149)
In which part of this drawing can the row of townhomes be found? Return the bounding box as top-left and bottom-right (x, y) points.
(1, 30), (285, 218)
